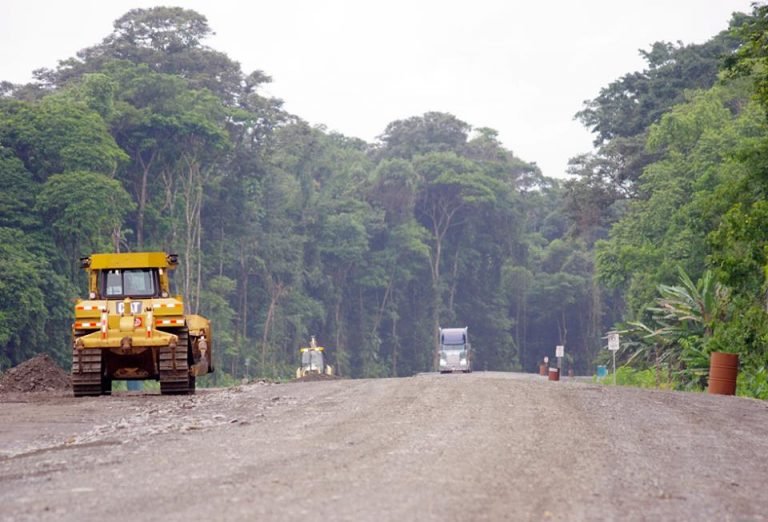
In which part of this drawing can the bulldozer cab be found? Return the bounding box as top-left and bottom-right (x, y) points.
(82, 252), (177, 300)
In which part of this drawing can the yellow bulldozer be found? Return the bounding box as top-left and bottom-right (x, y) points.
(296, 336), (334, 379)
(71, 252), (213, 396)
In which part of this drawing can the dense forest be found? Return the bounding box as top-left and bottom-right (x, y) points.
(1, 6), (767, 397)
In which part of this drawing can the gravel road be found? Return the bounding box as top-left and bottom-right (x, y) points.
(1, 372), (767, 521)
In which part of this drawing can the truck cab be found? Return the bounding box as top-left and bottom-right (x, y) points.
(438, 327), (471, 373)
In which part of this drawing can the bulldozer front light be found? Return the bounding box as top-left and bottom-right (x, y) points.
(156, 319), (185, 326)
(89, 292), (96, 299)
(74, 322), (98, 329)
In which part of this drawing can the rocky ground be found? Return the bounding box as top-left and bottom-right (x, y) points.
(0, 362), (767, 521)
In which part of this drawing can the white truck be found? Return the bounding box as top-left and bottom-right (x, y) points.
(438, 327), (471, 373)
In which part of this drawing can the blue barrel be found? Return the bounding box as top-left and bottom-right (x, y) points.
(597, 365), (608, 378)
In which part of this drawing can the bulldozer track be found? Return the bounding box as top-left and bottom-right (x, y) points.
(71, 347), (103, 397)
(158, 328), (195, 395)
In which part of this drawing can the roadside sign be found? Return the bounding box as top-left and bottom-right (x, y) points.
(607, 332), (620, 385)
(555, 345), (564, 358)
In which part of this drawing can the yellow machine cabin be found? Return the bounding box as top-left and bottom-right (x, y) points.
(71, 252), (213, 396)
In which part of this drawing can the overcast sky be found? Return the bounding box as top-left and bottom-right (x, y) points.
(0, 0), (754, 178)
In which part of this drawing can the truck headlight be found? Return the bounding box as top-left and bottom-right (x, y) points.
(460, 359), (467, 365)
(439, 359), (446, 366)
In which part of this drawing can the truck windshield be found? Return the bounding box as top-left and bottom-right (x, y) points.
(103, 269), (157, 298)
(441, 330), (466, 345)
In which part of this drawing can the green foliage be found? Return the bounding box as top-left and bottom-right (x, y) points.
(651, 268), (728, 336)
(707, 300), (768, 356)
(597, 366), (676, 389)
(724, 5), (768, 110)
(709, 201), (768, 293)
(199, 275), (237, 373)
(0, 96), (128, 179)
(738, 365), (768, 400)
(676, 336), (710, 390)
(0, 228), (72, 370)
(595, 80), (764, 319)
(36, 171), (135, 261)
(577, 30), (741, 147)
(67, 74), (118, 119)
(0, 147), (39, 230)
(619, 267), (731, 390)
(378, 112), (471, 160)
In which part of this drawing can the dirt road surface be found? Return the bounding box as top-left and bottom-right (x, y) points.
(1, 372), (767, 521)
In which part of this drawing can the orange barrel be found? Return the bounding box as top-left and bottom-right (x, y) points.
(548, 367), (560, 381)
(539, 363), (548, 376)
(708, 352), (739, 395)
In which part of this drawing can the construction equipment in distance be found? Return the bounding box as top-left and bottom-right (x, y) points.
(71, 252), (213, 396)
(296, 336), (334, 378)
(438, 326), (472, 373)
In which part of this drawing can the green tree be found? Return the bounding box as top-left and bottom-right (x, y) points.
(36, 171), (135, 276)
(0, 96), (127, 180)
(0, 147), (39, 230)
(378, 111), (471, 160)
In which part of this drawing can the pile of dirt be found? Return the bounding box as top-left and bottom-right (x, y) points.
(0, 354), (71, 393)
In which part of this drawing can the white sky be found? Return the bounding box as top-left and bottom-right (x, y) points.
(0, 0), (754, 178)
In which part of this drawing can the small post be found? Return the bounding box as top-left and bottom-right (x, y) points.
(607, 332), (620, 386)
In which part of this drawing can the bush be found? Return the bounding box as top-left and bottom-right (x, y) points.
(737, 357), (768, 400)
(597, 365), (675, 389)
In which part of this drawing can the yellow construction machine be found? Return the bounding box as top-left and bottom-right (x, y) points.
(296, 336), (334, 378)
(71, 252), (213, 396)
